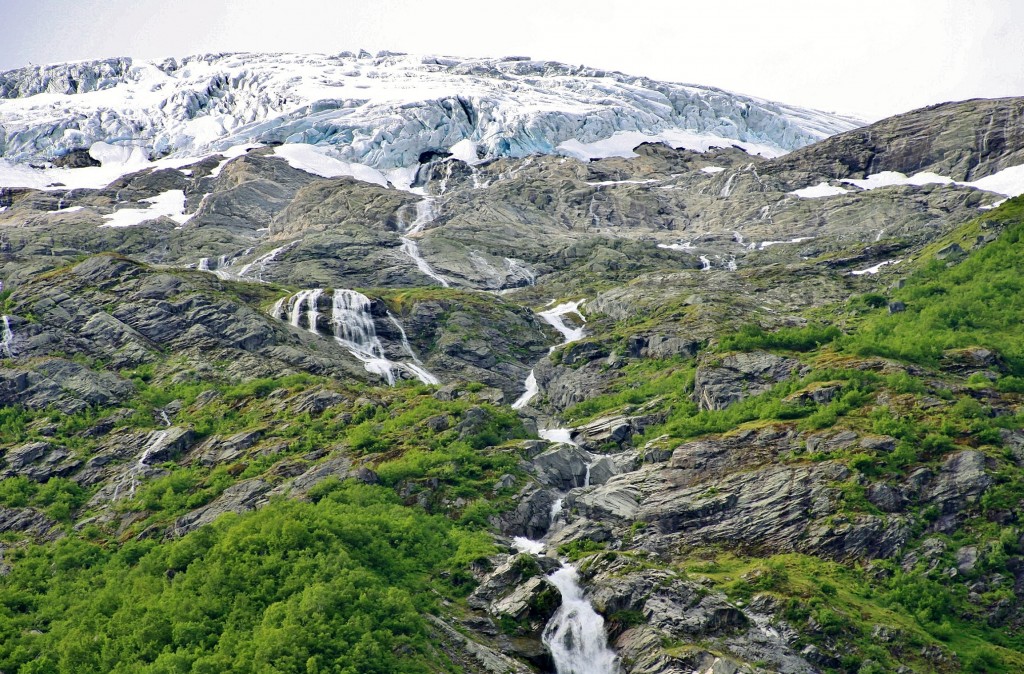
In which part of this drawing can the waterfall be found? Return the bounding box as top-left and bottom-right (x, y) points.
(720, 172), (737, 197)
(268, 297), (286, 320)
(504, 257), (536, 286)
(269, 289), (437, 386)
(399, 199), (451, 287)
(511, 300), (587, 409)
(470, 166), (490, 189)
(538, 301), (587, 350)
(235, 240), (300, 282)
(288, 289), (323, 332)
(543, 566), (621, 674)
(387, 312), (440, 385)
(508, 421), (620, 674)
(112, 429), (170, 501)
(329, 289), (399, 385)
(699, 255), (712, 271)
(197, 255), (238, 280)
(511, 370), (538, 410)
(587, 194), (600, 228)
(539, 427), (577, 446)
(550, 496), (565, 524)
(129, 429), (169, 498)
(0, 315), (14, 358)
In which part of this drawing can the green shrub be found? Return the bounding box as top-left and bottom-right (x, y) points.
(719, 323), (841, 353)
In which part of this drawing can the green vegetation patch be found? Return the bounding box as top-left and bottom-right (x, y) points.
(0, 481), (492, 674)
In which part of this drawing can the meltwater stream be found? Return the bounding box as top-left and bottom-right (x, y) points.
(269, 289), (438, 386)
(399, 198), (451, 287)
(512, 428), (620, 674)
(0, 315), (14, 358)
(511, 300), (587, 410)
(543, 566), (621, 674)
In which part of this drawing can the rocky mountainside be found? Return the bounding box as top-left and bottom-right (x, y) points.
(1, 53), (1024, 674)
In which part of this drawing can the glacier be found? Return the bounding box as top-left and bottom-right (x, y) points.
(0, 51), (861, 188)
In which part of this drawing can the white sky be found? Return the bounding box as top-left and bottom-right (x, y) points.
(1, 0), (1022, 121)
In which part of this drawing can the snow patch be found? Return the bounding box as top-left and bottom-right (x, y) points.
(790, 182), (849, 198)
(448, 139), (482, 165)
(586, 179), (658, 187)
(758, 236), (815, 250)
(101, 190), (189, 228)
(818, 165), (1024, 199)
(273, 144), (389, 187)
(969, 165), (1024, 198)
(209, 143), (262, 177)
(843, 171), (955, 190)
(556, 128), (785, 162)
(851, 259), (901, 275)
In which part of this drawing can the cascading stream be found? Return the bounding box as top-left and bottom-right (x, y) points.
(0, 315), (14, 358)
(387, 312), (440, 385)
(394, 161), (453, 287)
(543, 565), (621, 674)
(399, 197), (451, 287)
(330, 289), (399, 385)
(269, 289), (438, 386)
(511, 300), (587, 410)
(511, 427), (619, 674)
(289, 289), (323, 332)
(112, 429), (170, 501)
(234, 240), (300, 282)
(510, 371), (539, 410)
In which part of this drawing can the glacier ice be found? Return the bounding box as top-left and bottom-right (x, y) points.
(0, 52), (862, 189)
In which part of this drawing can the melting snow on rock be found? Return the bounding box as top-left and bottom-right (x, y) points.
(101, 190), (191, 228)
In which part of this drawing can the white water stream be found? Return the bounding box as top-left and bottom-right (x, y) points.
(269, 289), (438, 386)
(0, 315), (14, 358)
(510, 425), (619, 674)
(388, 312), (441, 385)
(112, 429), (170, 501)
(234, 241), (300, 282)
(510, 371), (539, 410)
(538, 427), (577, 446)
(543, 565), (621, 674)
(511, 300), (587, 410)
(399, 197), (451, 287)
